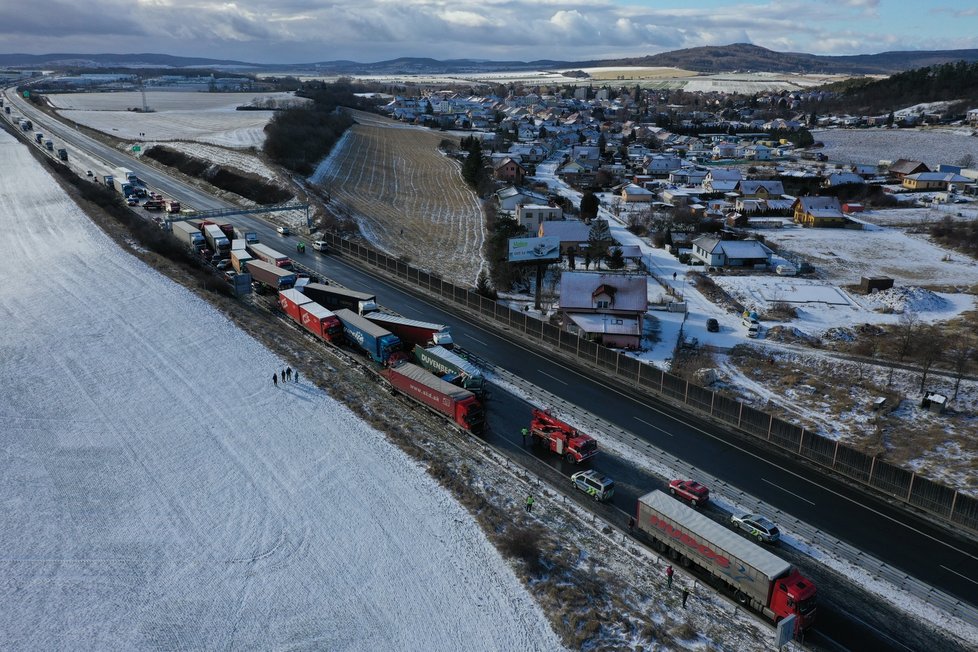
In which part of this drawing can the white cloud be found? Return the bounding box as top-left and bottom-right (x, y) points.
(0, 0), (973, 64)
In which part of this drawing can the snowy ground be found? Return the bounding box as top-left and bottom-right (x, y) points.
(46, 91), (305, 112)
(0, 130), (561, 650)
(47, 91), (302, 149)
(751, 219), (978, 288)
(813, 127), (978, 167)
(134, 141), (282, 182)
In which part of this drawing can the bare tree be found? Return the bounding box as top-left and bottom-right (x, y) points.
(947, 337), (978, 401)
(913, 325), (944, 393)
(894, 310), (921, 362)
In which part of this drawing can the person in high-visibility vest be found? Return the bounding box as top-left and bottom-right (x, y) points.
(525, 495), (535, 513)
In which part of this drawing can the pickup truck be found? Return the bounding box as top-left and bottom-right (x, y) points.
(668, 479), (709, 507)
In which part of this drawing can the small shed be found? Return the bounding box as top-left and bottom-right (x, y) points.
(861, 276), (894, 293)
(921, 392), (947, 414)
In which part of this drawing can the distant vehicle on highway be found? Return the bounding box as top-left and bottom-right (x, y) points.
(126, 197), (139, 206)
(706, 318), (719, 332)
(277, 226), (290, 236)
(85, 170), (93, 177)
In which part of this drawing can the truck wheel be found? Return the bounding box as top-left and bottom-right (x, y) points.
(670, 488), (677, 496)
(690, 499), (699, 507)
(565, 453), (576, 464)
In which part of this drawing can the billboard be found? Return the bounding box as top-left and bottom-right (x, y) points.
(508, 236), (561, 263)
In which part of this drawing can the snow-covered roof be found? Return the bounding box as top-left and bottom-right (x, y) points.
(566, 313), (640, 335)
(560, 272), (647, 311)
(539, 220), (591, 241)
(693, 236), (773, 259)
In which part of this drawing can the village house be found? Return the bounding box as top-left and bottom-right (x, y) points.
(704, 168), (743, 193)
(621, 184), (656, 204)
(517, 204), (563, 232)
(538, 220), (592, 254)
(690, 236), (774, 268)
(495, 186), (548, 212)
(494, 158), (527, 184)
(712, 141), (741, 159)
(887, 159), (929, 180)
(559, 272), (648, 348)
(823, 172), (866, 188)
(793, 196), (848, 228)
(901, 172), (972, 191)
(735, 180), (785, 199)
(744, 144), (772, 160)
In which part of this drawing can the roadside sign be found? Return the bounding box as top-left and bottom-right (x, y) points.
(508, 236), (561, 263)
(131, 145), (141, 152)
(22, 90), (29, 98)
(775, 614), (796, 648)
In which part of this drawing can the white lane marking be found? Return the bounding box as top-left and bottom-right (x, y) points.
(466, 336), (487, 345)
(635, 417), (672, 436)
(537, 370), (568, 385)
(761, 478), (815, 506)
(940, 565), (978, 586)
(330, 256), (978, 564)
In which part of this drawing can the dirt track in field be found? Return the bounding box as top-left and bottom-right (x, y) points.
(309, 110), (486, 285)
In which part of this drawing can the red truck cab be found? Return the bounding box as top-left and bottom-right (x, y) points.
(529, 409), (598, 464)
(769, 568), (817, 630)
(669, 479), (710, 507)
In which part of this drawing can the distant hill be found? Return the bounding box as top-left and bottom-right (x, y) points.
(815, 61), (978, 114)
(603, 43), (978, 75)
(3, 44), (978, 76)
(0, 52), (257, 69)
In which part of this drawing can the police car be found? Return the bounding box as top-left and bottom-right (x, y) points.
(571, 470), (615, 501)
(730, 513), (781, 544)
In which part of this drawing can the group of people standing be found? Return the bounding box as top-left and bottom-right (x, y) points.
(272, 366), (299, 387)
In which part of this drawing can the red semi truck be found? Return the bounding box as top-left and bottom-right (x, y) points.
(299, 302), (343, 343)
(529, 408), (598, 464)
(637, 490), (817, 631)
(382, 362), (484, 434)
(365, 312), (453, 349)
(278, 289), (342, 343)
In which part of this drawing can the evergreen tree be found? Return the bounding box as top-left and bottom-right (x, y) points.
(605, 247), (625, 270)
(588, 219), (613, 268)
(580, 192), (600, 223)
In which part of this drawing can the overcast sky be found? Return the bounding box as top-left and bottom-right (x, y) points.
(2, 0), (977, 65)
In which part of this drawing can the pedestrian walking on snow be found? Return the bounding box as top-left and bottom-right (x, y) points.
(286, 367), (292, 381)
(521, 427), (529, 446)
(525, 495), (535, 513)
(666, 565), (674, 589)
(273, 373), (278, 387)
(294, 371), (299, 384)
(682, 588), (689, 609)
(673, 271), (677, 281)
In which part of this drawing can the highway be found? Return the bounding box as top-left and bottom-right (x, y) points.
(8, 89), (977, 649)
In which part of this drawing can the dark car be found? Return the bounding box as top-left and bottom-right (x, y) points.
(706, 318), (720, 332)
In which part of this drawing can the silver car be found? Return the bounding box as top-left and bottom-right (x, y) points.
(730, 513), (780, 544)
(571, 470), (615, 502)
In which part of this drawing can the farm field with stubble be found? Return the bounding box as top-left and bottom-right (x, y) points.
(310, 110), (486, 285)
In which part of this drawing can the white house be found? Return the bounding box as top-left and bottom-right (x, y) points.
(516, 204), (563, 231)
(691, 236), (773, 267)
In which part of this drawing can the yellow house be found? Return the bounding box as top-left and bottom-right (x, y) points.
(792, 196), (847, 228)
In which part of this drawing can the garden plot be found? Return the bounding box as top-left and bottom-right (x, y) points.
(309, 111), (485, 285)
(812, 128), (978, 167)
(751, 223), (978, 287)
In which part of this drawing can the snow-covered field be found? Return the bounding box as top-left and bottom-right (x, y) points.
(46, 92), (306, 148)
(813, 128), (978, 167)
(0, 130), (560, 650)
(46, 91), (304, 112)
(751, 221), (978, 287)
(136, 141), (282, 181)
